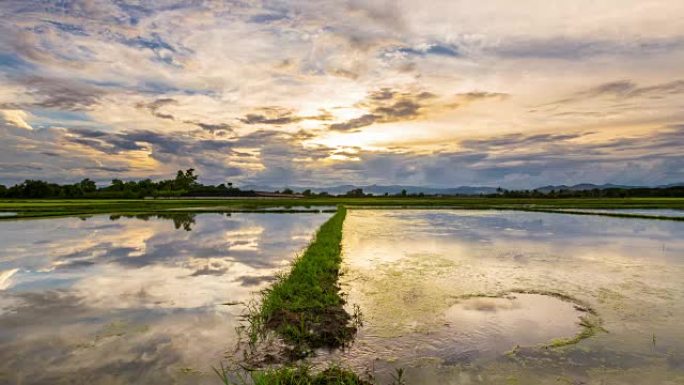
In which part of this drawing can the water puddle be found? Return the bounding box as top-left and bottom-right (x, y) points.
(0, 212), (16, 217)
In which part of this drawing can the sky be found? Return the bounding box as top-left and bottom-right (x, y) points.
(0, 0), (683, 189)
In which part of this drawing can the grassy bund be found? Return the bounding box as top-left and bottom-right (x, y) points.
(1, 197), (683, 220)
(250, 207), (357, 357)
(219, 206), (385, 384)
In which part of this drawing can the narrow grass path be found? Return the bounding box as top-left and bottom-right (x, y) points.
(249, 206), (357, 358)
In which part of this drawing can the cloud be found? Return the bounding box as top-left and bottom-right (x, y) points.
(394, 43), (460, 57)
(493, 36), (684, 60)
(0, 109), (32, 130)
(239, 108), (332, 126)
(329, 88), (503, 132)
(329, 114), (377, 131)
(136, 98), (178, 120)
(548, 79), (684, 105)
(1, 0), (684, 188)
(454, 91), (509, 103)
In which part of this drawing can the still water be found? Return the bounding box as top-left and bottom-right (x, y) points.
(555, 208), (684, 218)
(332, 210), (684, 384)
(0, 213), (329, 385)
(2, 210), (684, 385)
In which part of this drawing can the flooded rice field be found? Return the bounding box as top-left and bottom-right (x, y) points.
(330, 210), (684, 384)
(1, 209), (683, 384)
(0, 213), (329, 385)
(554, 208), (684, 218)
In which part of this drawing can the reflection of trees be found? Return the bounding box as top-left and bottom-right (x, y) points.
(109, 213), (196, 231)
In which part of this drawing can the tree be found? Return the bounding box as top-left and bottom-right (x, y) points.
(79, 178), (97, 193)
(282, 188), (294, 195)
(174, 169), (199, 190)
(400, 189), (407, 197)
(345, 188), (364, 197)
(111, 179), (124, 191)
(0, 184), (6, 197)
(302, 189), (312, 196)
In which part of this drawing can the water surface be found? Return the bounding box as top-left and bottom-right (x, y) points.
(555, 208), (684, 218)
(332, 210), (684, 384)
(0, 213), (329, 385)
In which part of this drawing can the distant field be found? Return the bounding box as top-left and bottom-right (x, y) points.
(1, 197), (683, 220)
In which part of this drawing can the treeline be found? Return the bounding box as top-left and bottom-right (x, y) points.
(0, 170), (682, 199)
(0, 169), (257, 199)
(492, 186), (684, 198)
(334, 186), (684, 198)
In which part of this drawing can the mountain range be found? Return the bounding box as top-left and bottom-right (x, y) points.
(241, 182), (684, 196)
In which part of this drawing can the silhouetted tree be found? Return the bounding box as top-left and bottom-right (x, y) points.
(345, 188), (364, 197)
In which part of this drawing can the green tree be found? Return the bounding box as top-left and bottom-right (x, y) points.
(345, 188), (364, 197)
(174, 169), (199, 190)
(79, 178), (97, 193)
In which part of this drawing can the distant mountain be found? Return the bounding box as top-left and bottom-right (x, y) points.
(240, 182), (684, 196)
(242, 184), (499, 195)
(534, 183), (684, 193)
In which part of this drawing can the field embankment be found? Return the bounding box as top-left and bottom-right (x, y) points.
(1, 197), (684, 220)
(247, 207), (357, 358)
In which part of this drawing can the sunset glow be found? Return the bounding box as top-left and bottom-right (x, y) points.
(1, 1), (683, 188)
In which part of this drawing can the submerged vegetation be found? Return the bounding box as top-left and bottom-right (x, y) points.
(456, 289), (606, 350)
(214, 364), (377, 385)
(246, 207), (358, 358)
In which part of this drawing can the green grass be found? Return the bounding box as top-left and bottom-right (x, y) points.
(1, 197), (683, 220)
(215, 364), (377, 385)
(248, 207), (357, 358)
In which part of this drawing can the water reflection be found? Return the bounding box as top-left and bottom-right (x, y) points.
(333, 210), (684, 384)
(0, 213), (329, 385)
(555, 208), (684, 218)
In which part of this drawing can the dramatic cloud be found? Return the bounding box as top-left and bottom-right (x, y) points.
(1, 0), (683, 187)
(0, 110), (32, 130)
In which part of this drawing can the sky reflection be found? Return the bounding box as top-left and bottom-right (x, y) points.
(334, 210), (684, 384)
(0, 212), (329, 385)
